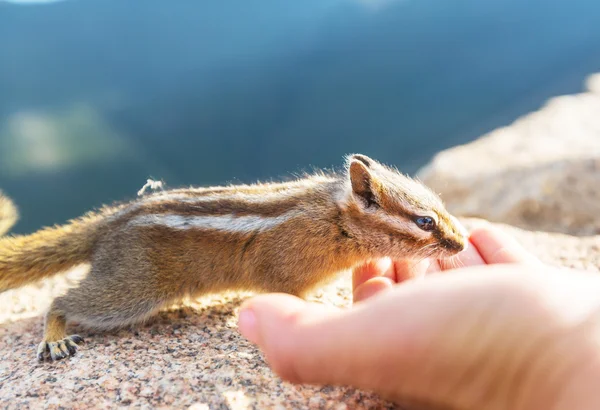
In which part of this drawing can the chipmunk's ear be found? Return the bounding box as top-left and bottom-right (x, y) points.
(350, 154), (374, 168)
(347, 154), (380, 207)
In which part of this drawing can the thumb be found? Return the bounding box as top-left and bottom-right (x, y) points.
(238, 293), (349, 384)
(237, 289), (433, 393)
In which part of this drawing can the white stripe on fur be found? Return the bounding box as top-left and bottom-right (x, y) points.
(128, 212), (295, 233)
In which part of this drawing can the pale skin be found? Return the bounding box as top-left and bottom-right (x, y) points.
(237, 223), (600, 410)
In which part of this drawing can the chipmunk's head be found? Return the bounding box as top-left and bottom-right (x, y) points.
(340, 154), (468, 260)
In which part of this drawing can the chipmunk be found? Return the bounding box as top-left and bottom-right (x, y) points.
(0, 154), (468, 361)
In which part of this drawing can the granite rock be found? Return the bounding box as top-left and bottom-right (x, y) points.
(417, 73), (600, 236)
(0, 268), (396, 410)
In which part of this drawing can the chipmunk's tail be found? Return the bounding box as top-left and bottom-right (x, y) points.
(0, 192), (104, 292)
(0, 191), (18, 238)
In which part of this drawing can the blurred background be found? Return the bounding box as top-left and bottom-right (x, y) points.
(1, 0), (599, 234)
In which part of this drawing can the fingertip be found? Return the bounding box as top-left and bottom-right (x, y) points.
(239, 293), (308, 327)
(353, 276), (395, 303)
(238, 293), (342, 346)
(438, 237), (486, 270)
(393, 258), (431, 281)
(238, 307), (260, 344)
(426, 259), (443, 273)
(469, 224), (540, 265)
(353, 257), (394, 289)
(468, 223), (510, 248)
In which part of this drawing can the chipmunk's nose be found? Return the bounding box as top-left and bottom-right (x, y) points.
(440, 237), (467, 253)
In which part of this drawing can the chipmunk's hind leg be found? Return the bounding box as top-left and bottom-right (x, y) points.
(37, 305), (84, 361)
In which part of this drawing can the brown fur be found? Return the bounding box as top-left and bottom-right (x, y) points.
(0, 154), (467, 361)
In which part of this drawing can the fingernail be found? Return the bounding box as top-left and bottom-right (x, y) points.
(238, 308), (260, 344)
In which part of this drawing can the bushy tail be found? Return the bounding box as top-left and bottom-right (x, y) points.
(0, 192), (104, 292)
(0, 191), (18, 238)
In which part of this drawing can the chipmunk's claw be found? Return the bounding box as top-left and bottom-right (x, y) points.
(69, 335), (84, 345)
(37, 335), (84, 362)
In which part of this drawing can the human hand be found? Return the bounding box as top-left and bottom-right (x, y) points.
(238, 224), (600, 409)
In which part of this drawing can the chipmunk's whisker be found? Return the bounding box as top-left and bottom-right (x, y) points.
(454, 256), (465, 269)
(406, 243), (437, 271)
(418, 243), (436, 256)
(447, 254), (465, 270)
(448, 256), (458, 270)
(407, 244), (440, 273)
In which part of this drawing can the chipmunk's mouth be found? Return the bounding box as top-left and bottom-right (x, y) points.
(436, 235), (469, 257)
(415, 233), (469, 260)
(415, 241), (464, 260)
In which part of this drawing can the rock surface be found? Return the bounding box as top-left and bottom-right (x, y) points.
(0, 270), (394, 410)
(1, 219), (600, 410)
(418, 73), (600, 236)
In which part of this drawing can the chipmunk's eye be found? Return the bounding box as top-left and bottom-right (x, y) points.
(415, 216), (436, 232)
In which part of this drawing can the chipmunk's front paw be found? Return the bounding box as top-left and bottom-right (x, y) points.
(37, 335), (84, 361)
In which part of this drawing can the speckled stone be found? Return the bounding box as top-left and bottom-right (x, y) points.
(0, 267), (398, 410)
(1, 219), (599, 410)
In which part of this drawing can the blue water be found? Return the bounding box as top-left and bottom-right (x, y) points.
(1, 0), (600, 233)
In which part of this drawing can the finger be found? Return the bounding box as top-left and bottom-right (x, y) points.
(393, 258), (432, 281)
(469, 224), (541, 265)
(426, 259), (443, 273)
(353, 258), (395, 290)
(353, 276), (395, 303)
